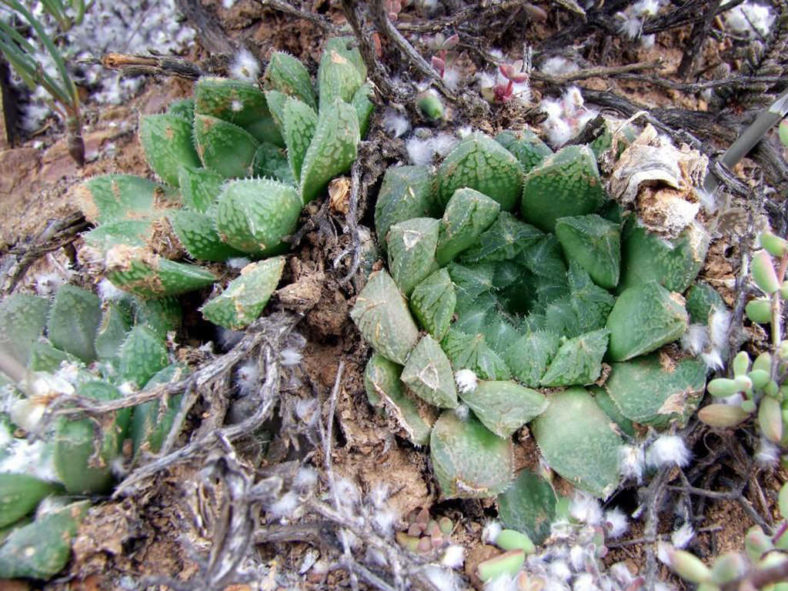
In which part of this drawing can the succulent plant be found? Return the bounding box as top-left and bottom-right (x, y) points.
(0, 279), (194, 578)
(353, 127), (717, 503)
(664, 480), (788, 590)
(699, 232), (788, 451)
(76, 37), (370, 331)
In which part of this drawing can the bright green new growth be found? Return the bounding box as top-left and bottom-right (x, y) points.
(700, 236), (787, 450)
(352, 126), (714, 502)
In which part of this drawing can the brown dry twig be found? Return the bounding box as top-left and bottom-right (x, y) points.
(50, 313), (293, 418)
(530, 59), (662, 85)
(106, 312), (299, 497)
(101, 53), (204, 79)
(0, 211), (88, 295)
(258, 0), (341, 33)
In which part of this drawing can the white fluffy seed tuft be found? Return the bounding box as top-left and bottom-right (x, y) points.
(646, 435), (691, 468)
(482, 520), (502, 544)
(382, 109), (411, 138)
(604, 508), (629, 538)
(455, 369), (478, 393)
(569, 491), (603, 525)
(671, 523), (694, 549)
(619, 444), (645, 482)
(230, 48), (260, 81)
(441, 544), (466, 569)
(234, 361), (260, 397)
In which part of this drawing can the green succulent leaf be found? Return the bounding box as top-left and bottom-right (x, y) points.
(215, 178), (303, 256)
(46, 285), (101, 363)
(351, 82), (374, 137)
(504, 329), (560, 387)
(438, 132), (524, 211)
(606, 281), (689, 361)
(532, 388), (622, 498)
(430, 410), (514, 499)
(497, 469), (557, 545)
(193, 113), (260, 178)
(447, 262), (495, 312)
(387, 217), (440, 296)
(251, 142), (294, 184)
(82, 220), (153, 250)
(264, 51), (317, 109)
(619, 220), (710, 293)
(194, 77), (270, 132)
(282, 97), (318, 181)
(401, 335), (458, 409)
(106, 246), (217, 297)
(130, 364), (187, 457)
(436, 188), (501, 265)
(169, 209), (243, 262)
(139, 113), (201, 187)
(685, 282), (726, 325)
(318, 37), (365, 111)
(119, 325), (169, 388)
(540, 328), (610, 387)
(264, 89), (289, 132)
(375, 166), (439, 252)
(94, 301), (133, 361)
(168, 98), (194, 121)
(555, 214), (621, 289)
(132, 296), (182, 338)
(495, 129), (553, 173)
(0, 293), (49, 366)
(75, 174), (177, 224)
(0, 500), (89, 580)
(604, 354), (707, 428)
(178, 165), (225, 213)
(545, 264), (615, 338)
(54, 381), (130, 494)
(590, 386), (636, 437)
(350, 270), (420, 365)
(364, 353), (433, 445)
(442, 328), (511, 380)
(299, 99), (360, 204)
(460, 380), (547, 438)
(409, 268), (456, 341)
(29, 340), (78, 372)
(200, 257), (285, 330)
(521, 144), (607, 232)
(522, 233), (568, 279)
(0, 474), (60, 529)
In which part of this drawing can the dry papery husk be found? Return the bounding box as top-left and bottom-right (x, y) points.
(608, 124), (709, 238)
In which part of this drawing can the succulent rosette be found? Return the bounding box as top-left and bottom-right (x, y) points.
(352, 127), (713, 520)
